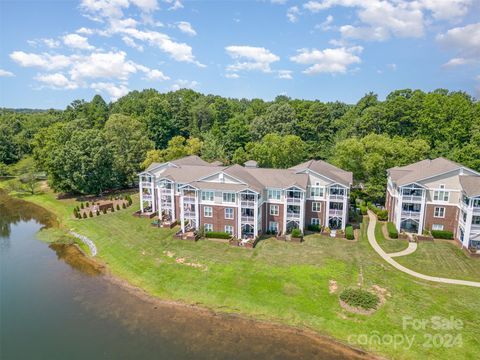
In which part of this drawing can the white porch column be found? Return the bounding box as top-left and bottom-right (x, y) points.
(325, 191), (330, 228)
(150, 180), (156, 212)
(157, 185), (162, 220)
(299, 192), (305, 232)
(418, 190), (426, 235)
(254, 195), (258, 238)
(171, 187), (176, 221)
(283, 192), (287, 234)
(395, 190), (403, 232)
(139, 176), (144, 213)
(464, 204), (473, 248)
(180, 194), (185, 233)
(342, 194), (348, 230)
(237, 201), (242, 239)
(195, 190), (199, 230)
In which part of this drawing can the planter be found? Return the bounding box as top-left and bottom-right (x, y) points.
(416, 234), (434, 241)
(291, 236), (303, 243)
(321, 232), (331, 237)
(398, 233), (409, 240)
(335, 233), (346, 239)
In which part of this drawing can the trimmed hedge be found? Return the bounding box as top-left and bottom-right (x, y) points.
(345, 225), (354, 240)
(431, 230), (453, 239)
(291, 228), (302, 238)
(340, 288), (379, 310)
(307, 224), (321, 232)
(387, 222), (398, 239)
(205, 231), (231, 239)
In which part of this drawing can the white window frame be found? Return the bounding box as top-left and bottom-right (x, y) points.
(433, 185), (449, 202)
(434, 207), (445, 218)
(204, 223), (213, 232)
(311, 218), (320, 225)
(225, 207), (234, 219)
(222, 192), (236, 204)
(225, 225), (234, 235)
(201, 190), (214, 202)
(312, 202), (321, 212)
(432, 224), (444, 231)
(268, 221), (278, 232)
(309, 186), (324, 198)
(270, 204), (279, 216)
(204, 206), (213, 217)
(267, 189), (282, 200)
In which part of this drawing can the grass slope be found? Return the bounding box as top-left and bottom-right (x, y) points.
(6, 185), (480, 360)
(375, 222), (410, 254)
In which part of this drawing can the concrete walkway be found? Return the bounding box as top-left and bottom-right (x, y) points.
(367, 211), (480, 288)
(388, 241), (418, 258)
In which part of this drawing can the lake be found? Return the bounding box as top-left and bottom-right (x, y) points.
(0, 192), (374, 360)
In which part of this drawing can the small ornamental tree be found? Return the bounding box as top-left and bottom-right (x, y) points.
(82, 212), (87, 219)
(86, 202), (90, 207)
(96, 210), (100, 216)
(103, 208), (107, 214)
(122, 202), (126, 209)
(116, 204), (120, 211)
(111, 207), (115, 212)
(89, 211), (93, 218)
(80, 202), (84, 209)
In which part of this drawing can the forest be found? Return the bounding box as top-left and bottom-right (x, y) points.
(1, 88), (479, 200)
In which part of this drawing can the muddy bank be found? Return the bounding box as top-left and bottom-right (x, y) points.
(49, 242), (104, 276)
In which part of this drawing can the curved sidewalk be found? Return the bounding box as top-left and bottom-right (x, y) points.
(388, 242), (417, 258)
(367, 211), (480, 288)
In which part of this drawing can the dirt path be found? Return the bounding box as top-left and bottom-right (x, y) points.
(367, 211), (480, 288)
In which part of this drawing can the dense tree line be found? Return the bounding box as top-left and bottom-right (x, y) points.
(1, 89), (478, 199)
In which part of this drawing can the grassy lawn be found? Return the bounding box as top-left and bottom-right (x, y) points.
(375, 222), (410, 254)
(396, 241), (480, 282)
(6, 185), (480, 360)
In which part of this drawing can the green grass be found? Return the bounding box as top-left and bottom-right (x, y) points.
(8, 186), (480, 360)
(396, 241), (480, 282)
(375, 222), (410, 253)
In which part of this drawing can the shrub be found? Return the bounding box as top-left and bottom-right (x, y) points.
(387, 222), (398, 239)
(360, 205), (367, 215)
(431, 230), (453, 239)
(103, 208), (107, 214)
(340, 288), (379, 310)
(307, 224), (321, 232)
(111, 207), (115, 212)
(116, 204), (120, 211)
(86, 202), (89, 207)
(345, 225), (354, 240)
(122, 202), (126, 209)
(80, 202), (84, 209)
(205, 231), (231, 239)
(88, 211), (93, 218)
(96, 210), (100, 216)
(324, 227), (331, 233)
(291, 228), (302, 238)
(82, 212), (87, 219)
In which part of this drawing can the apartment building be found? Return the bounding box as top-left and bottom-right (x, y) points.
(138, 155), (352, 239)
(386, 157), (480, 250)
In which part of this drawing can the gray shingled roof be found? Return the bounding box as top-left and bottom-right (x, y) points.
(171, 155), (210, 166)
(243, 167), (309, 189)
(388, 157), (463, 186)
(459, 176), (480, 197)
(290, 160), (353, 186)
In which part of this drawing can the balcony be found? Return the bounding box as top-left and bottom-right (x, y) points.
(473, 207), (480, 216)
(286, 212), (301, 220)
(241, 215), (255, 223)
(183, 210), (196, 218)
(401, 195), (423, 202)
(141, 181), (152, 187)
(329, 194), (345, 201)
(329, 209), (343, 217)
(142, 194), (152, 201)
(286, 197), (302, 204)
(183, 196), (196, 204)
(241, 200), (255, 208)
(401, 210), (421, 219)
(471, 224), (480, 232)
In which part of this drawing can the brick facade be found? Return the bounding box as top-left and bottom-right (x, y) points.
(200, 204), (237, 233)
(305, 200), (326, 227)
(424, 204), (459, 233)
(265, 202), (284, 233)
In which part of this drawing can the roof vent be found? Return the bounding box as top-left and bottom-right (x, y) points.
(244, 160), (258, 168)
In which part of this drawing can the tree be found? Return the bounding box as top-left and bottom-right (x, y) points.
(246, 134), (306, 168)
(144, 96), (178, 149)
(141, 136), (203, 168)
(104, 114), (154, 186)
(222, 114), (251, 158)
(250, 103), (297, 141)
(201, 131), (226, 162)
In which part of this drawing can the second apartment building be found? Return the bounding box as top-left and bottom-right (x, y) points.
(138, 156), (353, 239)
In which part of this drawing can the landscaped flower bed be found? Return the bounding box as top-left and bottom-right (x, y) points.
(73, 194), (132, 219)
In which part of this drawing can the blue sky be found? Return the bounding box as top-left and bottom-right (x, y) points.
(0, 0), (479, 108)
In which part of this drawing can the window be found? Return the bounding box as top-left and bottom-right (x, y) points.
(270, 205), (279, 216)
(201, 191), (214, 202)
(223, 192), (236, 203)
(204, 206), (213, 217)
(267, 189), (282, 200)
(225, 208), (234, 219)
(433, 186), (449, 202)
(432, 224), (444, 231)
(309, 186), (324, 197)
(434, 207), (445, 218)
(268, 221), (278, 232)
(204, 223), (213, 232)
(311, 218), (320, 225)
(225, 225), (234, 235)
(312, 202), (321, 212)
(472, 216), (480, 225)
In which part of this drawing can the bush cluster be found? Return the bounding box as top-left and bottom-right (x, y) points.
(205, 231), (231, 239)
(387, 222), (398, 238)
(340, 288), (380, 310)
(345, 225), (354, 240)
(367, 202), (388, 221)
(307, 224), (321, 232)
(291, 228), (302, 238)
(431, 230), (453, 239)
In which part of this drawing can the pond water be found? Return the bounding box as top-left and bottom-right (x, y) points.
(0, 192), (375, 360)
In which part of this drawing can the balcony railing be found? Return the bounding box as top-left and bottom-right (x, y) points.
(183, 196), (196, 203)
(142, 194), (152, 201)
(241, 215), (255, 223)
(241, 200), (255, 208)
(183, 210), (196, 218)
(329, 209), (343, 217)
(401, 195), (423, 202)
(141, 181), (152, 187)
(286, 212), (301, 219)
(473, 207), (480, 215)
(329, 194), (345, 201)
(286, 197), (302, 204)
(401, 210), (421, 219)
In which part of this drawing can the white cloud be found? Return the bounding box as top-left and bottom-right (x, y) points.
(277, 70), (293, 79)
(63, 33), (95, 50)
(302, 0), (473, 41)
(91, 82), (130, 100)
(76, 27), (95, 35)
(10, 51), (73, 70)
(177, 21), (197, 36)
(225, 73), (240, 79)
(287, 6), (300, 23)
(122, 36), (144, 51)
(27, 38), (61, 48)
(225, 45), (280, 73)
(0, 69), (14, 77)
(171, 79), (198, 90)
(34, 73), (78, 89)
(164, 0), (183, 10)
(437, 22), (480, 66)
(143, 68), (170, 81)
(387, 63), (397, 71)
(315, 15), (333, 31)
(290, 46), (362, 74)
(271, 0), (287, 4)
(69, 51), (138, 81)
